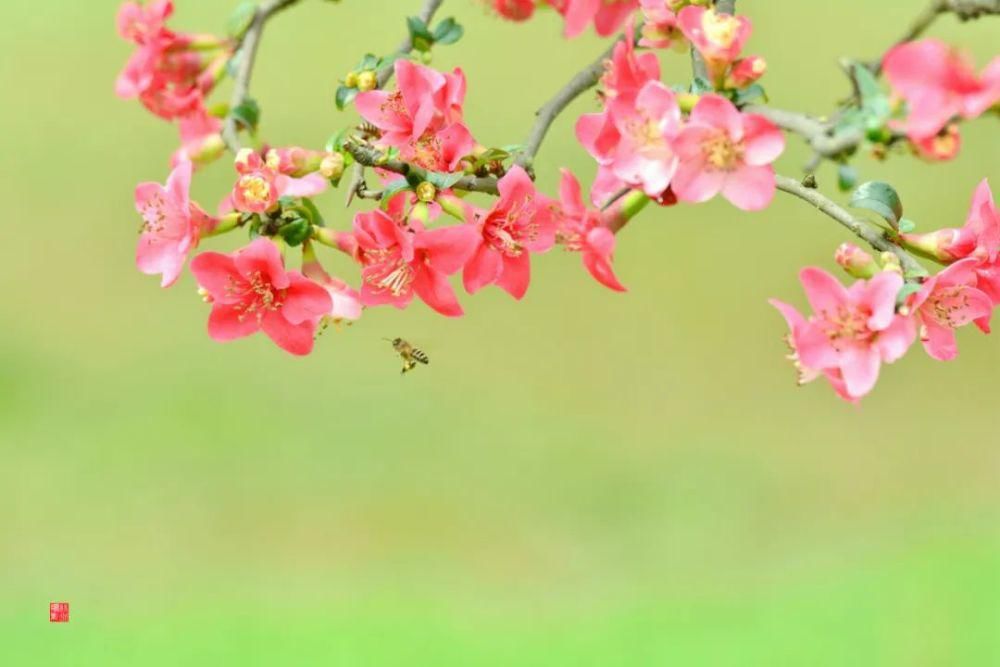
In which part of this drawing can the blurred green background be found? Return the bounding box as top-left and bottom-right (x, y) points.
(1, 0), (998, 664)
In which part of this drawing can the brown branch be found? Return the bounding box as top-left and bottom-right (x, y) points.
(344, 142), (499, 195)
(222, 0), (303, 151)
(515, 34), (628, 169)
(774, 174), (928, 279)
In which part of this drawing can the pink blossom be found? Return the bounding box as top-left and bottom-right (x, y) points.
(171, 106), (224, 168)
(560, 0), (639, 38)
(116, 40), (207, 120)
(884, 39), (1000, 139)
(117, 0), (174, 45)
(551, 169), (626, 291)
(671, 94), (784, 211)
(901, 179), (999, 263)
(355, 60), (475, 172)
(190, 238), (333, 356)
(769, 268), (916, 400)
(725, 55), (767, 89)
(677, 6), (751, 83)
(489, 0), (535, 21)
(602, 25), (661, 103)
(770, 299), (856, 402)
(464, 166), (555, 299)
(577, 81), (681, 199)
(906, 258), (992, 361)
(134, 160), (210, 287)
(230, 149), (330, 214)
(354, 196), (478, 317)
(638, 0), (682, 50)
(302, 245), (363, 324)
(911, 124), (961, 162)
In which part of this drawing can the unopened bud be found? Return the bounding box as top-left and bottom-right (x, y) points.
(899, 228), (969, 262)
(912, 124), (961, 162)
(726, 56), (766, 88)
(356, 70), (377, 92)
(344, 71), (359, 88)
(879, 252), (903, 275)
(320, 153), (345, 180)
(415, 181), (437, 203)
(835, 243), (878, 279)
(235, 147), (255, 168)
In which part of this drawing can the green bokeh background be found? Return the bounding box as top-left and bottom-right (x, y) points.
(2, 1), (998, 664)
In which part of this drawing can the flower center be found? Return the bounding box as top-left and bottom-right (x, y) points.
(239, 175), (273, 205)
(702, 10), (740, 49)
(929, 287), (970, 328)
(702, 131), (743, 171)
(230, 271), (284, 323)
(626, 114), (666, 154)
(140, 195), (167, 234)
(821, 305), (874, 348)
(485, 197), (536, 257)
(363, 249), (414, 297)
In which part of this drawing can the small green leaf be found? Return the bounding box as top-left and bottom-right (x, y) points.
(297, 198), (325, 227)
(279, 218), (311, 246)
(230, 98), (260, 132)
(896, 282), (923, 307)
(425, 171), (465, 189)
(335, 86), (357, 111)
(850, 181), (904, 229)
(379, 180), (413, 207)
(432, 17), (464, 45)
(690, 77), (713, 95)
(897, 218), (916, 233)
(359, 53), (380, 71)
(227, 1), (257, 39)
(407, 16), (435, 51)
(733, 83), (768, 106)
(325, 127), (351, 152)
(837, 164), (858, 192)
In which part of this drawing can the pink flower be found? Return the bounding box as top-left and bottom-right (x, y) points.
(884, 39), (1000, 139)
(770, 299), (856, 403)
(677, 6), (751, 84)
(171, 105), (224, 168)
(834, 243), (878, 280)
(117, 0), (174, 45)
(190, 238), (333, 356)
(638, 0), (682, 50)
(725, 55), (767, 89)
(116, 40), (206, 119)
(464, 166), (555, 299)
(134, 160), (211, 287)
(489, 0), (535, 21)
(560, 0), (639, 38)
(551, 169), (627, 291)
(231, 150), (280, 214)
(577, 81), (681, 198)
(906, 258), (992, 361)
(301, 244), (363, 324)
(355, 60), (475, 172)
(354, 196), (478, 317)
(911, 124), (961, 162)
(901, 179), (1000, 263)
(769, 268), (916, 400)
(671, 94), (784, 211)
(602, 24), (661, 103)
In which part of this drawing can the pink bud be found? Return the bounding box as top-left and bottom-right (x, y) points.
(835, 243), (878, 279)
(912, 124), (961, 162)
(726, 55), (767, 88)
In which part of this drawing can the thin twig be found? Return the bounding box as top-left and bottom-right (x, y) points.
(774, 174), (927, 279)
(222, 0), (303, 151)
(344, 141), (500, 195)
(515, 34), (629, 169)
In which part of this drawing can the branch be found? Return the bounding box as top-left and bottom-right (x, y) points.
(774, 174), (928, 279)
(344, 142), (499, 195)
(222, 0), (303, 151)
(515, 34), (627, 169)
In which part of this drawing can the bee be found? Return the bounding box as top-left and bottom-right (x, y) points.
(384, 337), (429, 374)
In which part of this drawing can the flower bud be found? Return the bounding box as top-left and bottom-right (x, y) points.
(912, 124), (961, 162)
(899, 228), (969, 262)
(357, 70), (377, 92)
(725, 56), (766, 88)
(234, 147), (256, 169)
(415, 181), (437, 203)
(344, 71), (359, 88)
(835, 243), (878, 279)
(320, 153), (345, 180)
(879, 252), (903, 275)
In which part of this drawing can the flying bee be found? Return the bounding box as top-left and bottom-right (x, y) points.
(384, 337), (429, 374)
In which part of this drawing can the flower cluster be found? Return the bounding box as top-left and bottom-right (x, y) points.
(576, 10), (783, 210)
(115, 0), (230, 167)
(884, 39), (1000, 161)
(120, 0), (999, 402)
(772, 180), (999, 401)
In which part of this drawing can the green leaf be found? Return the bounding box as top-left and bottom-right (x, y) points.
(379, 180), (413, 207)
(896, 282), (923, 307)
(425, 171), (465, 189)
(335, 86), (357, 111)
(297, 198), (325, 227)
(407, 16), (435, 52)
(690, 77), (713, 95)
(227, 1), (257, 39)
(230, 98), (260, 132)
(433, 17), (464, 45)
(897, 218), (916, 233)
(279, 218), (311, 246)
(325, 127), (351, 152)
(850, 181), (904, 229)
(359, 53), (380, 71)
(837, 164), (858, 192)
(733, 84), (768, 106)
